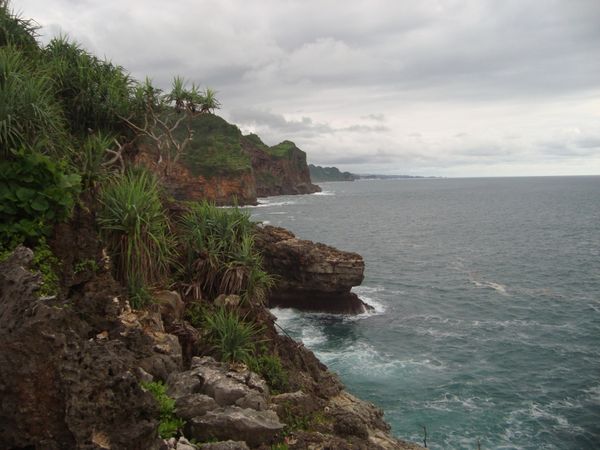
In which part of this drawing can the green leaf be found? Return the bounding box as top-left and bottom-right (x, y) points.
(30, 196), (50, 212)
(15, 187), (35, 202)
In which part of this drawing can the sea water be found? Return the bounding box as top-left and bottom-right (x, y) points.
(247, 177), (600, 449)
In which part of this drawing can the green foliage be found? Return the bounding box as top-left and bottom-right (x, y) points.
(32, 237), (59, 297)
(177, 201), (273, 302)
(76, 132), (116, 189)
(0, 1), (39, 50)
(204, 307), (263, 363)
(124, 77), (222, 175)
(242, 133), (270, 151)
(97, 168), (174, 303)
(181, 114), (251, 177)
(43, 36), (134, 136)
(281, 406), (329, 435)
(0, 149), (80, 250)
(184, 300), (205, 329)
(266, 140), (298, 159)
(308, 164), (356, 182)
(0, 45), (68, 158)
(73, 258), (99, 274)
(141, 381), (185, 439)
(247, 352), (289, 394)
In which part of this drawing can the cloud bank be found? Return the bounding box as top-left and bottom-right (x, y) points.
(16, 0), (600, 176)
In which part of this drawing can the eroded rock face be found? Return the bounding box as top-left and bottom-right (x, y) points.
(0, 247), (178, 450)
(136, 150), (258, 206)
(255, 226), (369, 314)
(242, 139), (321, 197)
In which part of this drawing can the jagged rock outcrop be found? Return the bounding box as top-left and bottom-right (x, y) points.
(167, 357), (284, 446)
(255, 226), (369, 314)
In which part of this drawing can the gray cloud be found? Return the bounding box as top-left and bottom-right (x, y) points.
(16, 0), (600, 176)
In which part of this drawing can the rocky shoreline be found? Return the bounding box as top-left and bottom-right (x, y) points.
(0, 240), (422, 449)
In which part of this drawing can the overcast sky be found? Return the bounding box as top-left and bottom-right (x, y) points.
(15, 0), (600, 176)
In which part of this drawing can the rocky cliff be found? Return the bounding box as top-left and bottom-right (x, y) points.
(242, 135), (320, 198)
(255, 226), (370, 314)
(136, 115), (320, 205)
(0, 240), (421, 450)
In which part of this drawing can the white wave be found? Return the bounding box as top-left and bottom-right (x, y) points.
(506, 402), (583, 433)
(584, 385), (600, 403)
(471, 279), (509, 295)
(312, 190), (335, 196)
(587, 302), (600, 313)
(414, 327), (462, 339)
(351, 285), (387, 315)
(423, 393), (493, 412)
(251, 198), (298, 208)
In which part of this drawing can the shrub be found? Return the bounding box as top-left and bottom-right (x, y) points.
(76, 132), (117, 189)
(0, 1), (39, 50)
(141, 381), (184, 439)
(0, 45), (68, 158)
(0, 149), (80, 251)
(43, 36), (134, 136)
(184, 300), (205, 329)
(177, 201), (273, 302)
(204, 306), (263, 363)
(248, 352), (289, 394)
(97, 168), (174, 305)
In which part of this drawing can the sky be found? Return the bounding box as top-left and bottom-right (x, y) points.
(14, 0), (600, 176)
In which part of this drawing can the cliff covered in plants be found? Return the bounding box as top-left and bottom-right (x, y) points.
(0, 4), (419, 449)
(135, 114), (320, 205)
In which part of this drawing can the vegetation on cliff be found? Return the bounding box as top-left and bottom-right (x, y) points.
(0, 4), (417, 449)
(309, 164), (357, 182)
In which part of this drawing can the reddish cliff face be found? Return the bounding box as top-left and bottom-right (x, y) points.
(133, 115), (320, 205)
(135, 149), (258, 206)
(242, 137), (321, 197)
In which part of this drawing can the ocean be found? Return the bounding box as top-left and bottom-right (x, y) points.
(246, 176), (600, 449)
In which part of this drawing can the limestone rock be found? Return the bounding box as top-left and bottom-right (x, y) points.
(214, 293), (241, 308)
(168, 357), (269, 410)
(199, 441), (249, 450)
(327, 391), (423, 449)
(271, 390), (320, 417)
(188, 406), (283, 447)
(175, 393), (218, 420)
(255, 226), (369, 314)
(154, 290), (185, 323)
(176, 436), (199, 450)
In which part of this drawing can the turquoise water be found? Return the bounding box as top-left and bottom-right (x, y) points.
(247, 177), (600, 449)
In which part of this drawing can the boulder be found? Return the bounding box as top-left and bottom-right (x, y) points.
(327, 391), (424, 449)
(255, 226), (370, 314)
(175, 394), (218, 420)
(188, 406), (283, 447)
(154, 290), (186, 323)
(167, 357), (269, 411)
(271, 390), (320, 418)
